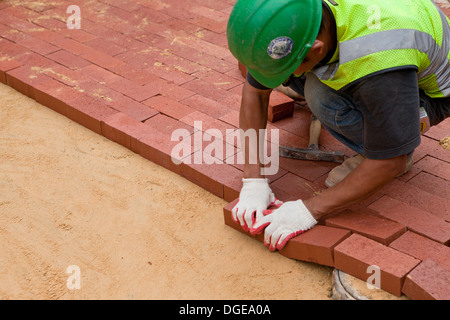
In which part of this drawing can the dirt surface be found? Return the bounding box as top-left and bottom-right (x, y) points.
(440, 136), (450, 150)
(0, 83), (334, 300)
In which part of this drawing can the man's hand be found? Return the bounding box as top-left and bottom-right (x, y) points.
(231, 178), (282, 231)
(250, 200), (317, 251)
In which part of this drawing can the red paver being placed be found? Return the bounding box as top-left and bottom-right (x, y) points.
(1, 0), (449, 299)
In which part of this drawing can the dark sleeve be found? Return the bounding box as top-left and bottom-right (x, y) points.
(246, 71), (271, 90)
(345, 68), (421, 159)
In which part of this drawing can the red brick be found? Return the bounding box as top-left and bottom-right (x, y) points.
(325, 207), (406, 245)
(381, 179), (450, 222)
(223, 201), (350, 266)
(0, 37), (27, 58)
(189, 15), (228, 33)
(159, 17), (202, 34)
(15, 34), (59, 55)
(180, 110), (234, 139)
(414, 156), (450, 182)
(112, 64), (161, 86)
(101, 112), (156, 152)
(143, 113), (194, 137)
(77, 64), (122, 84)
(137, 125), (195, 176)
(268, 102), (295, 123)
(181, 163), (243, 199)
(80, 50), (125, 70)
(146, 61), (195, 85)
(181, 78), (229, 101)
(156, 51), (204, 75)
(389, 231), (450, 273)
(408, 171), (450, 199)
(415, 135), (450, 163)
(22, 1), (55, 12)
(369, 196), (450, 245)
(334, 233), (421, 296)
(114, 43), (162, 69)
(147, 79), (195, 101)
(278, 155), (337, 182)
(181, 94), (231, 118)
(218, 92), (242, 111)
(66, 94), (118, 135)
(5, 65), (42, 98)
(0, 56), (22, 84)
(41, 64), (85, 87)
(114, 98), (159, 123)
(223, 178), (241, 203)
(402, 259), (450, 300)
(108, 77), (159, 102)
(1, 5), (41, 20)
(83, 37), (128, 56)
(143, 95), (196, 120)
(30, 16), (66, 31)
(77, 79), (158, 122)
(33, 76), (74, 116)
(133, 5), (171, 22)
(272, 106), (311, 137)
(159, 1), (200, 20)
(47, 50), (91, 70)
(269, 173), (325, 201)
(268, 91), (295, 123)
(192, 69), (242, 89)
(49, 37), (95, 56)
(27, 28), (66, 44)
(195, 50), (236, 74)
(279, 225), (351, 267)
(424, 117), (449, 141)
(0, 11), (39, 32)
(56, 31), (98, 45)
(15, 51), (55, 69)
(191, 6), (229, 22)
(219, 110), (239, 128)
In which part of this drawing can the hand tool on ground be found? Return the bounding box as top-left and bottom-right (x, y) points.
(279, 115), (345, 163)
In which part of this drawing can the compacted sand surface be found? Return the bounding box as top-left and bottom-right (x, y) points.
(0, 83), (334, 300)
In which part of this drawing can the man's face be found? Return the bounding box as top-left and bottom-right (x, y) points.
(292, 40), (327, 76)
(293, 51), (325, 76)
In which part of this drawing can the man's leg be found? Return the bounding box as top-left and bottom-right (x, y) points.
(302, 73), (414, 187)
(303, 73), (364, 154)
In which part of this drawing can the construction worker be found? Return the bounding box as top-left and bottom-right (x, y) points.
(227, 0), (450, 251)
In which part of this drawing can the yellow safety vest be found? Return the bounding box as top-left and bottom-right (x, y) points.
(313, 0), (450, 98)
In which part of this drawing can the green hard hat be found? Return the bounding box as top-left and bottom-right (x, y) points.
(227, 0), (322, 88)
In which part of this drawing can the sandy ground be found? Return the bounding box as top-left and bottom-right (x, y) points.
(0, 83), (334, 300)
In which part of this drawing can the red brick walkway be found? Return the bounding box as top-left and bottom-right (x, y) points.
(0, 0), (449, 299)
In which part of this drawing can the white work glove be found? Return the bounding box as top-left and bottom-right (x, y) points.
(250, 200), (317, 251)
(231, 178), (282, 231)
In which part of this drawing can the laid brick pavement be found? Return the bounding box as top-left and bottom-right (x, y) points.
(1, 0), (449, 299)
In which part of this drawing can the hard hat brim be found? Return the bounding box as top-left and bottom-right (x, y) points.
(246, 42), (313, 88)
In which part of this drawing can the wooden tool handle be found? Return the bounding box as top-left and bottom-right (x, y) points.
(308, 115), (321, 148)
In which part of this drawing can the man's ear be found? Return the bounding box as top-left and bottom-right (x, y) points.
(310, 39), (325, 56)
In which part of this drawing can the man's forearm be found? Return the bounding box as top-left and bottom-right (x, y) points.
(239, 82), (272, 178)
(304, 155), (407, 220)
